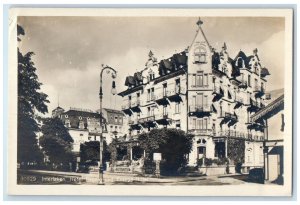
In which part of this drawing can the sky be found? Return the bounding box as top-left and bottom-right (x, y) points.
(18, 16), (285, 116)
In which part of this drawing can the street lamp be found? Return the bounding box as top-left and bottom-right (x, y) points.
(99, 64), (117, 185)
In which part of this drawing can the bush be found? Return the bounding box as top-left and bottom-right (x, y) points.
(197, 157), (229, 167)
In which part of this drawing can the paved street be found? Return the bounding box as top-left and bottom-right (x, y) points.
(17, 169), (264, 186)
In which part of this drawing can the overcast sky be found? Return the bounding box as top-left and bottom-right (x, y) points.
(18, 16), (285, 116)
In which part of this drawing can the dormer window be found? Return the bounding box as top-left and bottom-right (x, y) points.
(79, 116), (82, 120)
(194, 46), (206, 63)
(65, 119), (70, 128)
(148, 69), (155, 81)
(236, 57), (245, 68)
(79, 121), (84, 129)
(65, 114), (68, 118)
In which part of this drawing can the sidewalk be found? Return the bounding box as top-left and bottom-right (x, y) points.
(19, 169), (247, 185)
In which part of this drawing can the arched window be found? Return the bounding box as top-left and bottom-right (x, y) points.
(194, 46), (206, 63)
(236, 57), (245, 68)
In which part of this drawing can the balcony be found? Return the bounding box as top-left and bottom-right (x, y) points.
(239, 80), (248, 89)
(128, 118), (141, 130)
(130, 99), (141, 112)
(154, 90), (169, 105)
(212, 85), (224, 101)
(254, 85), (265, 98)
(234, 96), (244, 109)
(188, 129), (212, 136)
(138, 116), (156, 128)
(247, 98), (260, 112)
(168, 86), (186, 102)
(189, 105), (211, 117)
(155, 113), (171, 125)
(247, 121), (265, 132)
(219, 112), (238, 125)
(121, 101), (132, 115)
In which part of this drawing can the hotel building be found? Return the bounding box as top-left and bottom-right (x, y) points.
(118, 19), (270, 167)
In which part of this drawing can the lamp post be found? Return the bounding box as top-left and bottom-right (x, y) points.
(99, 64), (117, 185)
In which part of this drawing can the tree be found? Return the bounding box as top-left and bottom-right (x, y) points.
(80, 140), (110, 165)
(39, 118), (74, 166)
(17, 24), (49, 164)
(138, 128), (193, 175)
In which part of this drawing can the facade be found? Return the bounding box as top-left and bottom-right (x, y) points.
(52, 107), (125, 153)
(97, 108), (127, 144)
(118, 19), (270, 167)
(251, 92), (284, 184)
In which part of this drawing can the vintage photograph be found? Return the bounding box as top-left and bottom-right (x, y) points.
(8, 8), (293, 196)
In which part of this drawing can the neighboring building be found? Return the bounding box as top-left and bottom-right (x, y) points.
(51, 107), (125, 154)
(118, 18), (270, 167)
(97, 108), (127, 144)
(251, 92), (284, 184)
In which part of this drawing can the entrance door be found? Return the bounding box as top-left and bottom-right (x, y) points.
(198, 146), (206, 159)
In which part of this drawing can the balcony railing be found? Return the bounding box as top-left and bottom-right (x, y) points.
(212, 85), (224, 101)
(121, 101), (131, 110)
(138, 116), (155, 124)
(239, 80), (248, 88)
(189, 105), (211, 113)
(131, 99), (141, 107)
(254, 85), (265, 98)
(188, 129), (212, 135)
(168, 86), (186, 101)
(220, 112), (237, 121)
(214, 130), (263, 141)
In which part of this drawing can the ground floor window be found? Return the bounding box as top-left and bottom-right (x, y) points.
(214, 141), (226, 158)
(132, 146), (144, 160)
(116, 147), (128, 161)
(198, 146), (206, 159)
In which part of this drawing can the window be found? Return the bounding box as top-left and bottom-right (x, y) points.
(192, 73), (205, 87)
(79, 121), (84, 129)
(147, 107), (150, 117)
(65, 115), (68, 118)
(114, 116), (118, 123)
(163, 105), (167, 115)
(203, 118), (208, 130)
(175, 120), (181, 129)
(248, 75), (251, 87)
(192, 118), (196, 129)
(147, 89), (150, 101)
(194, 47), (206, 63)
(203, 74), (208, 86)
(203, 95), (208, 107)
(150, 106), (155, 116)
(65, 120), (70, 128)
(175, 102), (180, 114)
(80, 133), (83, 136)
(175, 79), (180, 93)
(163, 83), (167, 96)
(151, 88), (155, 100)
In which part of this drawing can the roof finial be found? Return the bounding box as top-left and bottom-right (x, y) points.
(222, 42), (227, 51)
(196, 17), (203, 27)
(253, 48), (258, 55)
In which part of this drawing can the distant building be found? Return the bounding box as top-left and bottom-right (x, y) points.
(97, 108), (127, 144)
(118, 18), (270, 168)
(51, 107), (125, 154)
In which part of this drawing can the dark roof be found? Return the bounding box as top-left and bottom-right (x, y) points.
(261, 67), (270, 77)
(52, 106), (64, 111)
(64, 109), (101, 119)
(103, 108), (124, 115)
